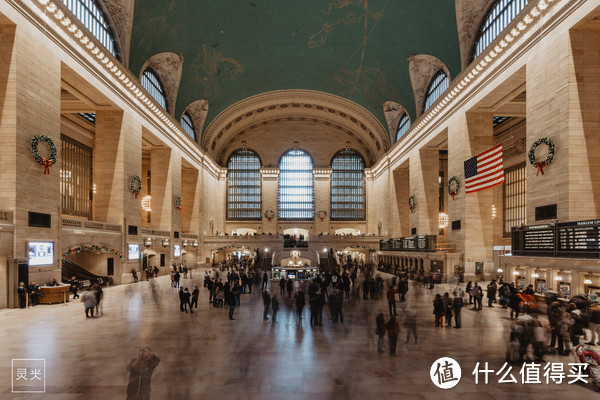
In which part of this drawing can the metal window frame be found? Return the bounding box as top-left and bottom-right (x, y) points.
(141, 68), (169, 112)
(181, 113), (196, 141)
(424, 71), (449, 112)
(503, 162), (526, 236)
(473, 0), (529, 60)
(60, 134), (93, 219)
(226, 149), (262, 221)
(60, 0), (118, 59)
(396, 114), (411, 142)
(330, 149), (366, 221)
(278, 149), (314, 221)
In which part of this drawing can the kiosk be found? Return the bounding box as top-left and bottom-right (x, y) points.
(271, 249), (319, 281)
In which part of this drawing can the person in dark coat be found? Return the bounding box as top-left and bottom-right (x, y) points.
(286, 278), (293, 298)
(262, 291), (271, 320)
(271, 295), (280, 324)
(294, 286), (306, 321)
(510, 290), (521, 319)
(191, 286), (199, 311)
(375, 313), (386, 352)
(330, 289), (344, 323)
(126, 347), (160, 400)
(279, 277), (286, 295)
(178, 287), (185, 312)
(68, 276), (80, 299)
(18, 282), (27, 308)
(487, 281), (497, 307)
(262, 272), (269, 290)
(398, 277), (408, 302)
(226, 288), (236, 320)
(385, 316), (401, 356)
(27, 282), (41, 307)
(433, 294), (445, 327)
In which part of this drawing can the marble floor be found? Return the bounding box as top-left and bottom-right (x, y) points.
(0, 271), (596, 400)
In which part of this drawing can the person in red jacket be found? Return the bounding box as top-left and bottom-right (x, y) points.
(387, 286), (398, 316)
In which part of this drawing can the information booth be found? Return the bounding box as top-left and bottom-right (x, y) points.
(271, 249), (319, 281)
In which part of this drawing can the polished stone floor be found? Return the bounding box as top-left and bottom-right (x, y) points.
(0, 270), (595, 399)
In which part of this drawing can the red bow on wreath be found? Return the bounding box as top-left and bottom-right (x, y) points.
(267, 217), (272, 222)
(42, 158), (53, 175)
(177, 206), (182, 212)
(409, 205), (414, 213)
(534, 161), (546, 176)
(134, 190), (140, 199)
(450, 191), (456, 200)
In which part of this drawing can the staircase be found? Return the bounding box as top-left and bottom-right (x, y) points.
(61, 259), (114, 286)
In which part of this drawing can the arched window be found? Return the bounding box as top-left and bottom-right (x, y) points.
(278, 149), (314, 220)
(181, 113), (196, 140)
(331, 149), (365, 221)
(60, 0), (119, 59)
(473, 0), (529, 60)
(424, 71), (449, 112)
(227, 149), (262, 220)
(396, 114), (411, 142)
(141, 68), (168, 112)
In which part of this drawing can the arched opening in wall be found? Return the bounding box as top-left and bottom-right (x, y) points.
(227, 148), (262, 221)
(282, 228), (310, 241)
(231, 228), (257, 236)
(334, 228), (361, 236)
(141, 68), (169, 113)
(423, 70), (449, 114)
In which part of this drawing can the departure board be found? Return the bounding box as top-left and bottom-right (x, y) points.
(558, 220), (600, 251)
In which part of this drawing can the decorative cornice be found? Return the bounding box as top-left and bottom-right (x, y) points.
(202, 89), (389, 162)
(20, 0), (222, 176)
(384, 0), (570, 169)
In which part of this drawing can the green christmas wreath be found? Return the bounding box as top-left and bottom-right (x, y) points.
(447, 176), (460, 200)
(130, 175), (142, 199)
(31, 135), (58, 175)
(408, 195), (416, 213)
(529, 137), (555, 176)
(264, 210), (275, 221)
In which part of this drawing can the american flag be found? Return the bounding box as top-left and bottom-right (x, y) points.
(464, 144), (504, 193)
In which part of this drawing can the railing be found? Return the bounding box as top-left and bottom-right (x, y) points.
(141, 228), (170, 237)
(435, 242), (456, 253)
(380, 235), (437, 252)
(62, 217), (121, 233)
(181, 233), (198, 239)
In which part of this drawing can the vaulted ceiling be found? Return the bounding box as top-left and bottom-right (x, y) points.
(128, 0), (462, 162)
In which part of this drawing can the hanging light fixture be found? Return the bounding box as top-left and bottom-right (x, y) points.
(438, 212), (449, 229)
(584, 275), (593, 285)
(141, 195), (152, 211)
(497, 267), (504, 273)
(513, 270), (520, 275)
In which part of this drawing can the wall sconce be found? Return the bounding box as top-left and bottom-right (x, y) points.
(531, 271), (539, 278)
(162, 238), (170, 247)
(554, 270), (564, 281)
(144, 238), (154, 247)
(182, 240), (189, 247)
(491, 205), (497, 219)
(193, 241), (198, 247)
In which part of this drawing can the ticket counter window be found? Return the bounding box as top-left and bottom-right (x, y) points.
(516, 276), (526, 290)
(535, 279), (546, 294)
(558, 282), (571, 298)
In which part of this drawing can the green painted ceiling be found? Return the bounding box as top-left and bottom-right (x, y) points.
(129, 0), (461, 141)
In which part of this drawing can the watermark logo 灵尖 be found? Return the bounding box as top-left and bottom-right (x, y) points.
(12, 359), (45, 393)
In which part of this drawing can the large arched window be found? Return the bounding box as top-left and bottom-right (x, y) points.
(278, 149), (314, 220)
(331, 149), (365, 221)
(396, 114), (411, 142)
(181, 113), (196, 140)
(227, 149), (262, 220)
(473, 0), (528, 60)
(61, 0), (119, 59)
(424, 71), (449, 113)
(141, 68), (168, 112)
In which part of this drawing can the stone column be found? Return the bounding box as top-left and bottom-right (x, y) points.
(448, 111), (495, 280)
(409, 148), (439, 235)
(391, 165), (410, 237)
(313, 168), (331, 234)
(150, 147), (174, 231)
(260, 168), (279, 234)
